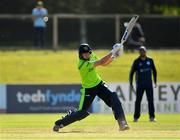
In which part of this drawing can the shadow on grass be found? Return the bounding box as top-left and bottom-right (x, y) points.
(57, 130), (98, 133)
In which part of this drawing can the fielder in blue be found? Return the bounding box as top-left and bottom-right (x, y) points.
(129, 46), (157, 122)
(32, 1), (48, 48)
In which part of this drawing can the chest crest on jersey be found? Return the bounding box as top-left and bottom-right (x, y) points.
(146, 61), (150, 65)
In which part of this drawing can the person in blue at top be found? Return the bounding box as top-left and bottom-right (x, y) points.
(32, 1), (48, 48)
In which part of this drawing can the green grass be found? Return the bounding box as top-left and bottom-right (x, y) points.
(0, 50), (180, 83)
(0, 114), (180, 140)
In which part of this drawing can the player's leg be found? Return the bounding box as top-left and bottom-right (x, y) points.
(34, 27), (39, 47)
(53, 88), (96, 132)
(134, 85), (144, 121)
(96, 82), (129, 130)
(145, 85), (155, 121)
(39, 27), (45, 47)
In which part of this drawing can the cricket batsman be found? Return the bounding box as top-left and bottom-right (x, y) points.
(53, 43), (129, 131)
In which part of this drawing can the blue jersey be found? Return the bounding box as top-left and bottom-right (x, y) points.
(129, 57), (157, 86)
(32, 8), (48, 27)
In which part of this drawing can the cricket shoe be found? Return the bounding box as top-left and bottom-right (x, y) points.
(53, 124), (64, 132)
(149, 117), (156, 122)
(119, 124), (130, 131)
(133, 118), (138, 122)
(53, 110), (76, 132)
(53, 125), (60, 132)
(118, 120), (130, 131)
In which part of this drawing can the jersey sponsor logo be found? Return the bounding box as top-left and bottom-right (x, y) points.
(85, 94), (91, 97)
(140, 68), (151, 72)
(139, 63), (142, 67)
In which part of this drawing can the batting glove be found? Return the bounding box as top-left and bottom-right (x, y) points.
(111, 43), (124, 59)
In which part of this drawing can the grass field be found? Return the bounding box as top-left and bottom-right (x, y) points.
(0, 50), (180, 140)
(0, 114), (180, 140)
(0, 50), (180, 83)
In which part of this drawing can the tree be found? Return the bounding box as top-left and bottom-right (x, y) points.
(0, 0), (179, 15)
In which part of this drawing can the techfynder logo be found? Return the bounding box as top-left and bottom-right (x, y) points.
(16, 89), (80, 106)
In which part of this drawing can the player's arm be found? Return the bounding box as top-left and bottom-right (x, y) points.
(151, 59), (157, 85)
(32, 9), (48, 20)
(32, 9), (36, 20)
(101, 56), (114, 66)
(93, 43), (123, 67)
(129, 60), (136, 86)
(94, 52), (114, 67)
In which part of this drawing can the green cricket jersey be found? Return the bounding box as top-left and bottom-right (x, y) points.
(78, 52), (102, 88)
